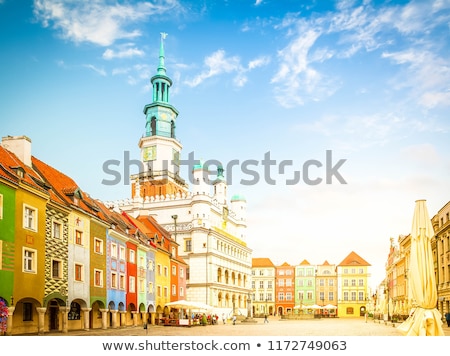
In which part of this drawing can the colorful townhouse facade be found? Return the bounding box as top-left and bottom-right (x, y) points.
(275, 262), (295, 316)
(0, 135), (186, 335)
(251, 257), (276, 317)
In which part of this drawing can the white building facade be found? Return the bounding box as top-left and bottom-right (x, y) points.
(113, 34), (252, 317)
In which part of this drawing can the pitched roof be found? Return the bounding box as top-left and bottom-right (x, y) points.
(0, 146), (50, 196)
(252, 257), (275, 267)
(337, 251), (371, 267)
(299, 259), (311, 265)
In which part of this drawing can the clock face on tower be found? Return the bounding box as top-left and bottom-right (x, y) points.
(143, 146), (156, 161)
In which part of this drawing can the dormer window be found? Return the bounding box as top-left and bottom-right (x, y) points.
(11, 166), (25, 178)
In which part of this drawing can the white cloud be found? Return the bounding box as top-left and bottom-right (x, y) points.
(82, 64), (106, 76)
(272, 1), (450, 108)
(103, 46), (145, 60)
(382, 49), (450, 108)
(33, 0), (182, 46)
(184, 50), (269, 88)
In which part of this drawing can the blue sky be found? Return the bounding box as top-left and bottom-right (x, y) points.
(1, 0), (449, 288)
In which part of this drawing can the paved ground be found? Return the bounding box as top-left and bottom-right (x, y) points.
(41, 316), (450, 337)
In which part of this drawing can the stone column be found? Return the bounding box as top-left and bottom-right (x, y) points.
(111, 309), (118, 328)
(61, 306), (69, 333)
(151, 312), (156, 325)
(131, 311), (138, 327)
(81, 308), (92, 330)
(6, 306), (15, 336)
(100, 308), (108, 329)
(36, 307), (47, 335)
(142, 311), (148, 326)
(119, 311), (126, 327)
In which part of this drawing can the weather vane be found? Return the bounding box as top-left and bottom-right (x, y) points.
(160, 32), (168, 40)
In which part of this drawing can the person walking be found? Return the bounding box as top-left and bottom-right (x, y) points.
(232, 315), (236, 325)
(264, 314), (269, 323)
(445, 312), (450, 327)
(222, 313), (226, 324)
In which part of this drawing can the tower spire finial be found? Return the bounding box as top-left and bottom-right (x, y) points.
(158, 32), (168, 74)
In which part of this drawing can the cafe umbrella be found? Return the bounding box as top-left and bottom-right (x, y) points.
(397, 200), (444, 336)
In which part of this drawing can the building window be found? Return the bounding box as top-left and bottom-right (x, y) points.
(148, 282), (154, 294)
(119, 246), (125, 260)
(157, 286), (161, 297)
(129, 250), (135, 263)
(286, 292), (292, 301)
(180, 268), (184, 278)
(129, 276), (135, 293)
(51, 259), (62, 279)
(23, 248), (36, 273)
(164, 266), (168, 277)
(185, 239), (192, 252)
(148, 260), (154, 271)
(52, 221), (62, 239)
(259, 281), (264, 288)
(23, 205), (37, 231)
(351, 292), (356, 301)
(278, 279), (284, 287)
(94, 269), (103, 287)
(180, 287), (184, 297)
(328, 279), (334, 286)
(278, 293), (284, 301)
(343, 279), (348, 286)
(172, 284), (176, 295)
(119, 274), (125, 290)
(328, 292), (334, 301)
(94, 238), (103, 254)
(111, 243), (117, 258)
(358, 279), (364, 286)
(75, 230), (82, 245)
(172, 265), (176, 276)
(111, 272), (117, 288)
(268, 281), (273, 288)
(319, 279), (324, 286)
(343, 292), (349, 301)
(286, 279), (292, 287)
(75, 263), (83, 281)
(157, 264), (162, 275)
(358, 292), (364, 301)
(23, 302), (33, 321)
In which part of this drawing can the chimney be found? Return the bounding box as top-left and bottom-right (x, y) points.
(1, 135), (32, 167)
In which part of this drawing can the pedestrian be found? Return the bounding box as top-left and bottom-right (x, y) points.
(222, 313), (226, 324)
(445, 312), (450, 327)
(264, 314), (269, 323)
(232, 315), (236, 325)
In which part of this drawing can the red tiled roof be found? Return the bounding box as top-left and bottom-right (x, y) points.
(337, 251), (371, 267)
(252, 257), (275, 267)
(0, 146), (49, 196)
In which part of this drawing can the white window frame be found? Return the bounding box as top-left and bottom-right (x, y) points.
(94, 238), (103, 255)
(23, 204), (37, 231)
(111, 272), (118, 289)
(94, 269), (103, 287)
(111, 243), (118, 258)
(119, 246), (126, 261)
(129, 249), (135, 263)
(129, 276), (136, 293)
(52, 220), (62, 239)
(23, 247), (37, 273)
(74, 263), (84, 282)
(51, 258), (63, 279)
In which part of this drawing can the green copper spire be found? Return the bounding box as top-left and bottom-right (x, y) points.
(157, 32), (167, 75)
